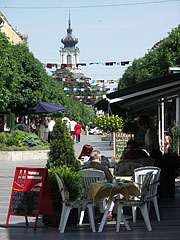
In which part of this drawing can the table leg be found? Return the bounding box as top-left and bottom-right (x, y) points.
(98, 201), (112, 232)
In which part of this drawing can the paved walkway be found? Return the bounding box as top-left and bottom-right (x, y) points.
(0, 135), (180, 239)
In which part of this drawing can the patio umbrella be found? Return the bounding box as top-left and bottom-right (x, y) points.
(27, 102), (67, 114)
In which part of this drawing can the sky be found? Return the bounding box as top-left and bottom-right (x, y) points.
(0, 0), (180, 88)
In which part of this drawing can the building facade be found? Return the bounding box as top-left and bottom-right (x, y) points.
(0, 12), (28, 45)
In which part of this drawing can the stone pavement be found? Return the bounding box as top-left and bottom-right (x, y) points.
(0, 134), (180, 239)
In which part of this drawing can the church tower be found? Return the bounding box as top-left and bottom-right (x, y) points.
(60, 14), (80, 73)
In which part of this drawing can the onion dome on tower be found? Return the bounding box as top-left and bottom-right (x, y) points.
(61, 17), (78, 48)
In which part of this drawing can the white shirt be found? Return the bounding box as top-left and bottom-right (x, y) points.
(70, 120), (76, 131)
(48, 120), (55, 132)
(44, 119), (49, 133)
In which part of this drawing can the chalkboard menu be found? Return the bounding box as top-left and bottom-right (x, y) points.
(115, 132), (132, 158)
(6, 167), (56, 230)
(10, 191), (40, 215)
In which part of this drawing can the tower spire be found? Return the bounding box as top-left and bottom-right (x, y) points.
(68, 8), (71, 29)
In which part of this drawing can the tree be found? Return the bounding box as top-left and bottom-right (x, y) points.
(119, 25), (180, 89)
(0, 32), (96, 127)
(47, 118), (78, 170)
(0, 32), (17, 112)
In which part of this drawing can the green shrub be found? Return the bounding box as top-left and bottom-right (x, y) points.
(31, 146), (41, 151)
(11, 145), (19, 151)
(19, 146), (29, 151)
(11, 130), (30, 141)
(40, 138), (49, 145)
(0, 132), (9, 147)
(33, 145), (49, 150)
(6, 137), (19, 146)
(48, 165), (84, 204)
(47, 118), (78, 170)
(0, 146), (12, 151)
(21, 135), (44, 147)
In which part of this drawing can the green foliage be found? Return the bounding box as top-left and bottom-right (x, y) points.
(40, 138), (49, 146)
(47, 118), (78, 170)
(18, 146), (29, 151)
(119, 26), (180, 89)
(0, 132), (9, 147)
(0, 130), (49, 150)
(11, 145), (19, 151)
(169, 124), (180, 153)
(0, 146), (12, 151)
(6, 137), (18, 146)
(0, 32), (96, 125)
(21, 135), (44, 147)
(11, 130), (30, 141)
(94, 114), (123, 133)
(48, 165), (84, 204)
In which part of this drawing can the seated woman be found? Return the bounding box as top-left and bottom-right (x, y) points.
(78, 144), (93, 159)
(122, 140), (149, 160)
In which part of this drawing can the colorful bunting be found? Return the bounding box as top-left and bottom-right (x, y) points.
(64, 87), (117, 92)
(66, 95), (103, 99)
(42, 61), (131, 69)
(51, 77), (120, 83)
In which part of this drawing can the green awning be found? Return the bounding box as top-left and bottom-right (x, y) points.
(95, 73), (180, 114)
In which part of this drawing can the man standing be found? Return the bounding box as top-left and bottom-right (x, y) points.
(44, 117), (49, 141)
(48, 117), (56, 143)
(69, 119), (77, 141)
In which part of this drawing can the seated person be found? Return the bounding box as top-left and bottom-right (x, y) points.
(82, 150), (113, 182)
(78, 144), (93, 159)
(122, 139), (148, 160)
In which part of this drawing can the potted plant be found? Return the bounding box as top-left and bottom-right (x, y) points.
(44, 165), (84, 226)
(93, 114), (123, 133)
(44, 118), (82, 225)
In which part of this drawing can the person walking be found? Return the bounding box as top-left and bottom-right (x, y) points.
(44, 117), (49, 141)
(69, 119), (77, 141)
(75, 121), (82, 143)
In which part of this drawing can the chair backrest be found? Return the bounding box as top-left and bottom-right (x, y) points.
(140, 171), (154, 200)
(114, 160), (143, 176)
(55, 172), (69, 204)
(78, 169), (105, 198)
(139, 157), (155, 167)
(134, 166), (161, 199)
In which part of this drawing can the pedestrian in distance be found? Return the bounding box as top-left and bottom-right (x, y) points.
(69, 119), (77, 141)
(75, 121), (82, 143)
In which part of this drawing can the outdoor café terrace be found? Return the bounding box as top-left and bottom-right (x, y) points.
(0, 135), (180, 240)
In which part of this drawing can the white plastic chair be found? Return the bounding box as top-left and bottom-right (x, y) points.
(115, 171), (154, 232)
(133, 166), (161, 222)
(78, 169), (105, 225)
(55, 172), (96, 233)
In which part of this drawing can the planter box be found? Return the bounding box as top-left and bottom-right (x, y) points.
(0, 150), (50, 161)
(101, 136), (110, 141)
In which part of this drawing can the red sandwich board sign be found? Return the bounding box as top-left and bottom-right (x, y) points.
(6, 167), (56, 230)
